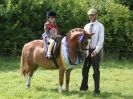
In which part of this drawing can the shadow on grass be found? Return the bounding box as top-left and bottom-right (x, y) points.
(63, 91), (133, 99)
(35, 87), (48, 91)
(35, 87), (133, 99)
(99, 92), (133, 99)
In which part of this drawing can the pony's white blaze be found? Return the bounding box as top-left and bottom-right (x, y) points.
(86, 39), (91, 56)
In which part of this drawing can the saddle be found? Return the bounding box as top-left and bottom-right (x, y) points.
(51, 35), (62, 58)
(43, 35), (62, 68)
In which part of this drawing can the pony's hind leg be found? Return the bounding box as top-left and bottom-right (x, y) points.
(65, 69), (72, 91)
(58, 68), (65, 93)
(25, 73), (31, 89)
(24, 65), (38, 89)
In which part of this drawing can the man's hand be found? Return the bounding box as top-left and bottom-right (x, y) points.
(91, 50), (97, 58)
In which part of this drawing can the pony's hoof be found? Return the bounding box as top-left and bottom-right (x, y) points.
(64, 89), (69, 92)
(58, 89), (62, 93)
(58, 87), (62, 93)
(63, 87), (69, 92)
(26, 84), (30, 89)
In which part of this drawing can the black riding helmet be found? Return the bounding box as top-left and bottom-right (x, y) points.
(47, 11), (56, 18)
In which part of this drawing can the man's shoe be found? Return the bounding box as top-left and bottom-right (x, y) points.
(94, 90), (100, 96)
(80, 87), (88, 92)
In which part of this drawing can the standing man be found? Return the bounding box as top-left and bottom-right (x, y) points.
(80, 8), (104, 95)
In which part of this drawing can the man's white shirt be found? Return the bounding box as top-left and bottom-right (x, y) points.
(84, 20), (104, 54)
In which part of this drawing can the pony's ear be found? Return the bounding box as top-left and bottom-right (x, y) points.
(83, 29), (94, 38)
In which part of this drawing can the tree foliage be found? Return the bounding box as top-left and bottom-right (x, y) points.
(115, 0), (133, 10)
(0, 0), (133, 58)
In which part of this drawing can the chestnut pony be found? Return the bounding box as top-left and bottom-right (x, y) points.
(20, 28), (93, 93)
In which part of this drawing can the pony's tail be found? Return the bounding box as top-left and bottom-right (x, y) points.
(20, 48), (25, 75)
(20, 46), (28, 76)
(20, 45), (35, 76)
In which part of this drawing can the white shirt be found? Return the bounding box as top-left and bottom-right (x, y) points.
(84, 20), (104, 53)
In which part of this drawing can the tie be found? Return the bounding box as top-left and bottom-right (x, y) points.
(89, 23), (93, 49)
(90, 23), (93, 33)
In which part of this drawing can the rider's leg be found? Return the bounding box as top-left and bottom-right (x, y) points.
(47, 39), (55, 58)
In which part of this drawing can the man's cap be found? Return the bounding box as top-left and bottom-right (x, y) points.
(87, 8), (97, 15)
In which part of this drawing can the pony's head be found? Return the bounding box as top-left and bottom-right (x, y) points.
(66, 28), (93, 51)
(65, 28), (94, 61)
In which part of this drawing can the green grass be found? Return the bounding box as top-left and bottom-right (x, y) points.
(0, 57), (133, 99)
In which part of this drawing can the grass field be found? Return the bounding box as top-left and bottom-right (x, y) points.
(0, 57), (133, 99)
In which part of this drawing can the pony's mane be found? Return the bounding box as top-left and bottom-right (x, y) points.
(67, 28), (83, 35)
(66, 28), (85, 37)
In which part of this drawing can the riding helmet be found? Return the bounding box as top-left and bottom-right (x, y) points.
(47, 10), (56, 18)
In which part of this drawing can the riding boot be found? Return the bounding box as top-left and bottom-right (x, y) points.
(93, 72), (100, 94)
(46, 39), (55, 58)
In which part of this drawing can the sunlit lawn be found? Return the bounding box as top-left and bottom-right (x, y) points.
(0, 57), (133, 99)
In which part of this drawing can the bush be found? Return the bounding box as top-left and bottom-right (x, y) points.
(0, 0), (133, 59)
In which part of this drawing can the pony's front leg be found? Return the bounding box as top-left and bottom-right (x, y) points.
(65, 69), (72, 91)
(58, 68), (65, 93)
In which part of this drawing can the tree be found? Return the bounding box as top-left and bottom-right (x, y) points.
(115, 0), (133, 10)
(0, 0), (132, 59)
